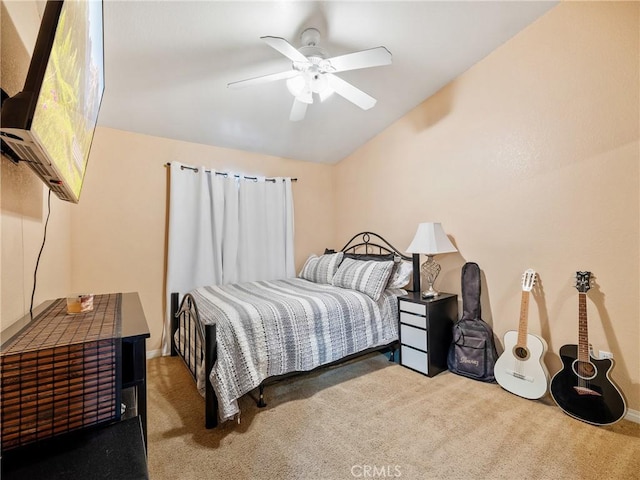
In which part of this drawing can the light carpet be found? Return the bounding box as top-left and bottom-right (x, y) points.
(146, 354), (639, 479)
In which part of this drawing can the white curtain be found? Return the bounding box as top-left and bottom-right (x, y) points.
(163, 162), (295, 355)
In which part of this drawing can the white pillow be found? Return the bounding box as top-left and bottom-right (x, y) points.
(331, 258), (394, 301)
(387, 261), (413, 289)
(299, 252), (344, 284)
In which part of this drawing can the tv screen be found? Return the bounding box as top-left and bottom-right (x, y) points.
(0, 0), (104, 203)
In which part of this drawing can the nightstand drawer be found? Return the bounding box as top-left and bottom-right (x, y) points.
(399, 300), (426, 316)
(400, 324), (427, 351)
(400, 311), (427, 329)
(401, 345), (428, 375)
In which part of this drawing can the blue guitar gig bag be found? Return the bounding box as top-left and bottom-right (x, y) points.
(447, 262), (499, 382)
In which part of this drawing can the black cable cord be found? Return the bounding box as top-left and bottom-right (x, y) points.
(30, 189), (52, 318)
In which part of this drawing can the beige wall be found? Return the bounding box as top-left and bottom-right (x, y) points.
(334, 1), (639, 411)
(71, 127), (335, 353)
(1, 1), (73, 331)
(0, 0), (334, 348)
(2, 0), (638, 415)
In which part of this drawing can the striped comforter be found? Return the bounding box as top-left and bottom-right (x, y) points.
(185, 278), (401, 422)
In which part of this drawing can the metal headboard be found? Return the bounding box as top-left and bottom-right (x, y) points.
(337, 231), (419, 292)
(339, 231), (411, 261)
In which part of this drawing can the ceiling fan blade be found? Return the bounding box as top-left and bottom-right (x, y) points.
(324, 47), (392, 73)
(290, 98), (308, 122)
(228, 70), (299, 89)
(261, 36), (309, 64)
(326, 74), (377, 110)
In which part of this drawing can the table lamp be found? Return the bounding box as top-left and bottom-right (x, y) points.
(406, 222), (457, 298)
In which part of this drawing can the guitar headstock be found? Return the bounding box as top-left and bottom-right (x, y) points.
(575, 271), (592, 293)
(521, 269), (537, 292)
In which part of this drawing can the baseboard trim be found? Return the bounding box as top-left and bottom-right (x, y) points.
(146, 349), (163, 359)
(625, 408), (640, 424)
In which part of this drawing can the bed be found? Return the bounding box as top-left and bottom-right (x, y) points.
(170, 232), (417, 428)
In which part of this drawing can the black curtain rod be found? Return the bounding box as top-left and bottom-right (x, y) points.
(164, 162), (297, 183)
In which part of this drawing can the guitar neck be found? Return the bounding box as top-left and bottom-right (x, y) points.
(578, 292), (589, 362)
(516, 290), (530, 346)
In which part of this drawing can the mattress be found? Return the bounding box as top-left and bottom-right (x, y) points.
(175, 277), (402, 421)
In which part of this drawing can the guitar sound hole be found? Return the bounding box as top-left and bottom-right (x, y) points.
(573, 360), (597, 380)
(513, 346), (529, 360)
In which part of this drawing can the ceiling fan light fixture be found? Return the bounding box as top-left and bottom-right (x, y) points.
(286, 75), (306, 96)
(287, 72), (331, 104)
(310, 72), (328, 94)
(231, 29), (392, 121)
(314, 74), (334, 101)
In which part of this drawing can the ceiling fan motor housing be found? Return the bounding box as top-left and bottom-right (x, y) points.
(297, 28), (328, 62)
(300, 28), (321, 47)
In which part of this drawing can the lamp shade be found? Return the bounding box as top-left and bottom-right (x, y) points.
(406, 222), (457, 255)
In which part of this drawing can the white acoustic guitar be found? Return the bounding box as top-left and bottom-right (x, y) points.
(495, 269), (549, 399)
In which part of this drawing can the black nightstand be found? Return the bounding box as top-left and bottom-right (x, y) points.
(398, 292), (458, 377)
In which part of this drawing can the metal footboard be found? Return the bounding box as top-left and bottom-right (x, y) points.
(170, 292), (218, 428)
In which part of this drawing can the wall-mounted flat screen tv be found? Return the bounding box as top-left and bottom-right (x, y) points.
(0, 0), (104, 203)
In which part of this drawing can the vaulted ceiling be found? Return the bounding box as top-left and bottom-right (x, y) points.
(99, 1), (555, 164)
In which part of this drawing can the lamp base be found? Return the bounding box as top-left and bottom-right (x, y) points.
(421, 287), (439, 299)
(420, 256), (441, 299)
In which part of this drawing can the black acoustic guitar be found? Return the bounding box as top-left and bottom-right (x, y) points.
(550, 272), (626, 425)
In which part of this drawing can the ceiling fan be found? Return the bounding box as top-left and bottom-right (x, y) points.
(228, 28), (392, 121)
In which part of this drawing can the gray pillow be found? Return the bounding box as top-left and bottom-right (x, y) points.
(299, 252), (344, 284)
(331, 257), (394, 301)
